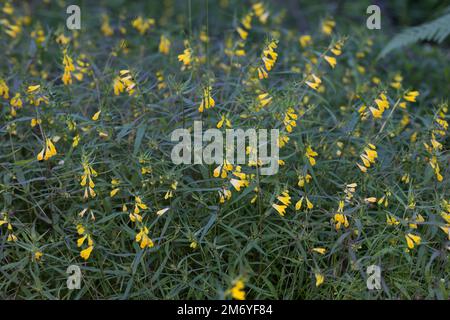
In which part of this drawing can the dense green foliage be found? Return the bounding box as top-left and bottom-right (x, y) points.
(0, 0), (449, 299)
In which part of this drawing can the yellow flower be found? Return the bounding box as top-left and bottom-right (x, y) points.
(305, 74), (321, 91)
(76, 224), (85, 235)
(283, 107), (297, 132)
(356, 162), (367, 173)
(272, 203), (287, 217)
(37, 138), (57, 161)
(80, 160), (97, 198)
(440, 226), (450, 240)
(228, 279), (246, 300)
(334, 213), (349, 230)
(156, 208), (170, 216)
(72, 134), (80, 148)
(178, 45), (192, 67)
(257, 66), (268, 79)
(357, 144), (377, 171)
(365, 197), (377, 203)
(324, 55), (336, 68)
(306, 196), (314, 209)
(135, 227), (154, 249)
(213, 161), (233, 178)
(217, 114), (231, 128)
(107, 185), (119, 197)
(299, 35), (312, 47)
(357, 65), (366, 74)
(386, 214), (400, 226)
(113, 77), (125, 95)
(2, 20), (21, 38)
(403, 90), (419, 102)
(277, 190), (291, 206)
(91, 110), (101, 121)
(252, 2), (269, 23)
(321, 19), (335, 35)
(31, 118), (41, 128)
(331, 42), (343, 56)
(3, 2), (14, 15)
(408, 214), (425, 229)
(315, 273), (324, 287)
(101, 14), (114, 36)
(77, 234), (88, 247)
(305, 145), (318, 166)
(199, 86), (215, 113)
(241, 12), (252, 30)
(80, 245), (94, 260)
(405, 233), (421, 249)
(0, 78), (10, 99)
(230, 177), (247, 192)
(62, 51), (76, 85)
(56, 33), (70, 45)
(34, 251), (43, 261)
(27, 84), (41, 94)
(372, 76), (381, 84)
(257, 92), (272, 108)
(156, 71), (166, 90)
(129, 212), (142, 223)
(10, 93), (22, 108)
(312, 247), (326, 255)
(295, 197), (303, 211)
(297, 174), (312, 188)
(428, 155), (443, 182)
(261, 40), (278, 72)
(375, 97), (389, 111)
(134, 196), (148, 214)
(131, 16), (155, 34)
(236, 27), (248, 40)
(218, 188), (232, 203)
(159, 34), (171, 55)
(441, 212), (450, 224)
(369, 106), (383, 118)
(113, 70), (136, 96)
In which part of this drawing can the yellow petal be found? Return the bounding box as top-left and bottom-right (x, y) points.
(92, 110), (101, 121)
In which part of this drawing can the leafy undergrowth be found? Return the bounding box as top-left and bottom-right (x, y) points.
(0, 0), (449, 299)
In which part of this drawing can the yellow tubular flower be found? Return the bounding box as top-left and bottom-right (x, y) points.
(321, 19), (335, 35)
(0, 79), (10, 99)
(272, 203), (287, 216)
(178, 42), (192, 67)
(305, 74), (321, 91)
(159, 34), (171, 55)
(228, 280), (246, 300)
(198, 86), (215, 113)
(299, 35), (312, 48)
(91, 110), (101, 121)
(101, 14), (114, 36)
(312, 248), (326, 255)
(277, 190), (291, 206)
(403, 90), (419, 102)
(257, 66), (268, 79)
(324, 55), (336, 68)
(405, 233), (421, 249)
(305, 145), (318, 166)
(80, 245), (94, 260)
(135, 227), (154, 249)
(37, 138), (57, 161)
(315, 273), (324, 287)
(236, 27), (248, 40)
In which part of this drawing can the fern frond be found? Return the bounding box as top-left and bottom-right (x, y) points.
(379, 13), (450, 58)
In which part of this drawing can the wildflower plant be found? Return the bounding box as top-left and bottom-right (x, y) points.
(0, 0), (448, 300)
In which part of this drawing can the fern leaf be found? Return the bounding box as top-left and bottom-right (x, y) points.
(379, 13), (450, 58)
